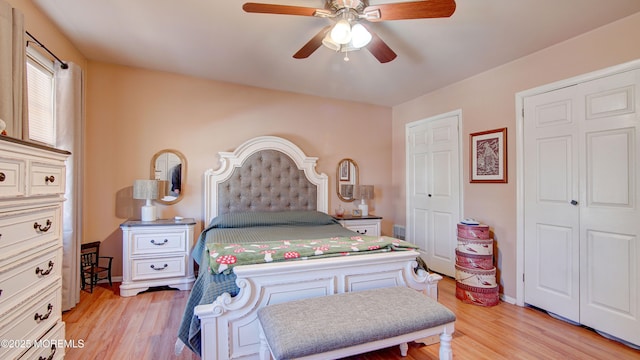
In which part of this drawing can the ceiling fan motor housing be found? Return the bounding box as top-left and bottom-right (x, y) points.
(328, 0), (367, 13)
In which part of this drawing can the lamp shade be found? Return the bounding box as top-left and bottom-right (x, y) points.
(341, 184), (354, 198)
(353, 185), (374, 200)
(133, 179), (158, 200)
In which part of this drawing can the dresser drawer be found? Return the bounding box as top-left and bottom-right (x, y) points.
(0, 208), (60, 264)
(29, 162), (65, 196)
(0, 246), (61, 310)
(0, 283), (61, 360)
(131, 255), (187, 281)
(21, 322), (66, 360)
(131, 228), (187, 255)
(0, 158), (26, 198)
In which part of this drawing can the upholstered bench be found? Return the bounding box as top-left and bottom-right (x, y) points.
(257, 286), (456, 360)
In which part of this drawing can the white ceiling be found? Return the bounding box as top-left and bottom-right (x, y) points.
(32, 0), (640, 107)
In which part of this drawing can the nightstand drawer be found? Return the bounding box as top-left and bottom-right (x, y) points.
(131, 229), (187, 255)
(347, 223), (379, 236)
(131, 255), (187, 281)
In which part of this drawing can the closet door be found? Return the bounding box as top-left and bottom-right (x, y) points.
(524, 85), (581, 322)
(406, 113), (461, 277)
(578, 69), (640, 345)
(524, 68), (640, 346)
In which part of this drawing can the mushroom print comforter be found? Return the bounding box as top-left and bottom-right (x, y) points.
(177, 210), (422, 356)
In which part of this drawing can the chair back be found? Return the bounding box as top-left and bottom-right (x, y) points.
(81, 241), (101, 269)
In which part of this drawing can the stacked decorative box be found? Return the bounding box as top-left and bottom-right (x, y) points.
(455, 221), (499, 306)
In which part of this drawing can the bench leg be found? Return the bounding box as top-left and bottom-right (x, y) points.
(438, 331), (453, 360)
(399, 342), (408, 356)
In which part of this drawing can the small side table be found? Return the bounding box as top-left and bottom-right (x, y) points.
(120, 218), (196, 297)
(333, 215), (382, 236)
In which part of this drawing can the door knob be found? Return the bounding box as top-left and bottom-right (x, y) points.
(570, 200), (578, 206)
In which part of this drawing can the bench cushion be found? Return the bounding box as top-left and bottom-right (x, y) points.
(257, 286), (456, 359)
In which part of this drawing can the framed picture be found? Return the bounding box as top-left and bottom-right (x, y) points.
(339, 160), (350, 181)
(352, 209), (362, 217)
(470, 127), (507, 183)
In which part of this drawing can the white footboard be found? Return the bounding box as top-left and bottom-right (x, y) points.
(194, 250), (442, 360)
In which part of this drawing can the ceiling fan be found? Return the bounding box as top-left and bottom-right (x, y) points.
(242, 0), (456, 63)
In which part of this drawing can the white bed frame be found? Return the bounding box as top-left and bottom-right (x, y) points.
(195, 136), (442, 360)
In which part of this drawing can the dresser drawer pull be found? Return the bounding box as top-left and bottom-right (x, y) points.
(44, 175), (56, 183)
(38, 343), (56, 360)
(0, 172), (5, 182)
(151, 239), (169, 246)
(34, 219), (52, 232)
(356, 229), (368, 234)
(36, 261), (55, 276)
(150, 264), (168, 271)
(34, 303), (53, 322)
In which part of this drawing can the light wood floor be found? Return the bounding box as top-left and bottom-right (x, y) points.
(62, 277), (639, 360)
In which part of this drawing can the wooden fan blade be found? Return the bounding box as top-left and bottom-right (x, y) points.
(242, 2), (321, 16)
(364, 27), (397, 63)
(364, 0), (456, 22)
(293, 26), (331, 59)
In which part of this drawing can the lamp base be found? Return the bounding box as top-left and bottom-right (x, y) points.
(141, 205), (157, 221)
(358, 203), (369, 217)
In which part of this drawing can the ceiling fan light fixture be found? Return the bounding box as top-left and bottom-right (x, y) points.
(350, 23), (371, 48)
(322, 34), (341, 51)
(330, 19), (352, 44)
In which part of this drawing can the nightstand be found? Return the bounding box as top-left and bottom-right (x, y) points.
(334, 215), (382, 236)
(119, 218), (196, 297)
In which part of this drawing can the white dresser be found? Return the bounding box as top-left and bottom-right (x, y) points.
(119, 219), (195, 297)
(334, 215), (382, 236)
(0, 138), (69, 360)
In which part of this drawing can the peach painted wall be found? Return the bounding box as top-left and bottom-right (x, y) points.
(391, 12), (640, 299)
(85, 62), (392, 276)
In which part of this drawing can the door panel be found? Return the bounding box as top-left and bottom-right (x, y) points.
(524, 86), (581, 322)
(407, 113), (460, 277)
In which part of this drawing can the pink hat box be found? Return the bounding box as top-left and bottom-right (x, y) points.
(455, 249), (493, 270)
(457, 237), (493, 256)
(456, 282), (499, 307)
(457, 223), (490, 240)
(455, 264), (497, 288)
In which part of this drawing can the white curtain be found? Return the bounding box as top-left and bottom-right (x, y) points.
(0, 0), (26, 137)
(56, 63), (84, 311)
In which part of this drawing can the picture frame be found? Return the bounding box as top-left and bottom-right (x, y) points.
(470, 127), (507, 183)
(339, 160), (350, 181)
(352, 209), (362, 217)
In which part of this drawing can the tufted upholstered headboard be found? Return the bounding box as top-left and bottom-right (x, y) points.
(204, 136), (328, 224)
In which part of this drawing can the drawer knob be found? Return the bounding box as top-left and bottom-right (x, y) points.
(44, 175), (55, 183)
(150, 239), (169, 246)
(34, 219), (52, 232)
(38, 343), (56, 360)
(357, 229), (368, 234)
(150, 264), (168, 271)
(36, 261), (55, 276)
(0, 172), (5, 182)
(34, 303), (53, 322)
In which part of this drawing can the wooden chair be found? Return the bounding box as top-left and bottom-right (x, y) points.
(80, 241), (113, 293)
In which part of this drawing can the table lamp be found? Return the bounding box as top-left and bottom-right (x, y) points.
(133, 179), (158, 221)
(353, 185), (374, 216)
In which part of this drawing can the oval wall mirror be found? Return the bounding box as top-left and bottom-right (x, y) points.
(336, 158), (359, 202)
(150, 149), (186, 205)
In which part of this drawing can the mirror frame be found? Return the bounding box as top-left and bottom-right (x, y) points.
(336, 158), (359, 202)
(150, 149), (187, 205)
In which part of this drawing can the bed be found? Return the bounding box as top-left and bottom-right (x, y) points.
(177, 136), (442, 360)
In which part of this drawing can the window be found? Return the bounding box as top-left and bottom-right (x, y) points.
(26, 46), (56, 146)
